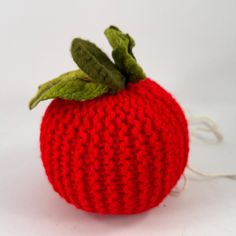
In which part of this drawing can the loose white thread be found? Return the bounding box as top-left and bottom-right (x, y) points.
(188, 115), (223, 143)
(170, 174), (188, 196)
(187, 165), (236, 180)
(171, 114), (236, 196)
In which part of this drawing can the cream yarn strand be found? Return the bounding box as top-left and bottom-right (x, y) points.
(171, 114), (236, 196)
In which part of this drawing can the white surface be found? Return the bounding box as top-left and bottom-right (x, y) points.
(1, 0), (236, 235)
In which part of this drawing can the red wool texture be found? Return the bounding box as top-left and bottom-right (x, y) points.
(40, 78), (189, 214)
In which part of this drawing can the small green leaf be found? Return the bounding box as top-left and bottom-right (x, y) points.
(29, 70), (109, 110)
(104, 26), (146, 83)
(71, 38), (125, 92)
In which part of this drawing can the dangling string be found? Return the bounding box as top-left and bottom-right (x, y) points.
(170, 174), (188, 196)
(188, 115), (223, 143)
(171, 114), (236, 196)
(187, 165), (236, 180)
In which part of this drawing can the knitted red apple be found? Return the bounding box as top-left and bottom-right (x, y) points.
(29, 26), (189, 214)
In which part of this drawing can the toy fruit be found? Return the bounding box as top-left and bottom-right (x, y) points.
(29, 26), (189, 214)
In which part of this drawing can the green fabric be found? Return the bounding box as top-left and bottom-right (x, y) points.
(29, 70), (109, 110)
(29, 25), (146, 110)
(71, 38), (125, 93)
(104, 26), (146, 83)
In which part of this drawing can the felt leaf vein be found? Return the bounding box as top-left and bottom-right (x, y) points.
(71, 38), (125, 92)
(29, 70), (109, 109)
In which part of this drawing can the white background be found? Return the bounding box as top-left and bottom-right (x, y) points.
(1, 0), (236, 235)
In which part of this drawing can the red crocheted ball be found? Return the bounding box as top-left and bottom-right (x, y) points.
(40, 78), (189, 214)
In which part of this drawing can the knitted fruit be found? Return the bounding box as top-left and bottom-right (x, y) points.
(29, 26), (189, 215)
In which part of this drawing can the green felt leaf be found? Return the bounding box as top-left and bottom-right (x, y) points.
(104, 26), (146, 83)
(29, 70), (109, 110)
(71, 38), (125, 92)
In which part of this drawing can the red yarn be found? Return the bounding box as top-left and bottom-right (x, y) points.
(40, 78), (189, 214)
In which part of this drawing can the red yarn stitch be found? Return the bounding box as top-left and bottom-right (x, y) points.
(40, 78), (189, 214)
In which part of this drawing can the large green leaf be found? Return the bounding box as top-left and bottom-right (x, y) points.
(104, 26), (146, 83)
(29, 70), (109, 110)
(71, 38), (125, 92)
